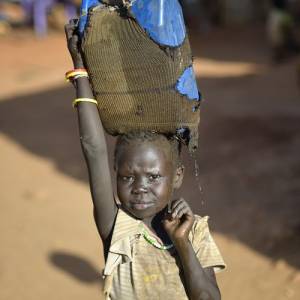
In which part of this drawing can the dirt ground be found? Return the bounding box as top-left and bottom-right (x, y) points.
(0, 24), (300, 300)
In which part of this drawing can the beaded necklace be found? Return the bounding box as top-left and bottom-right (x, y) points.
(141, 227), (174, 250)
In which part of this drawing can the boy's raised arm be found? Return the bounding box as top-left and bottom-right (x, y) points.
(65, 20), (117, 242)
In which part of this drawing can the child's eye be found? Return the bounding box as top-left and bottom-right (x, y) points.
(120, 175), (134, 182)
(148, 174), (161, 181)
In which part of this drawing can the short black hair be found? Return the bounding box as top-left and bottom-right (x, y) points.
(114, 131), (182, 169)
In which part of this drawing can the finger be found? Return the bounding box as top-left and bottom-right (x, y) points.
(173, 199), (192, 218)
(64, 23), (74, 40)
(65, 19), (78, 39)
(170, 197), (185, 211)
(176, 206), (190, 219)
(171, 203), (185, 219)
(177, 214), (194, 232)
(171, 200), (187, 218)
(69, 18), (79, 27)
(164, 200), (178, 218)
(162, 217), (179, 230)
(174, 205), (191, 219)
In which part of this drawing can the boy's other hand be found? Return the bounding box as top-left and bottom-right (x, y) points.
(65, 19), (84, 68)
(163, 198), (195, 245)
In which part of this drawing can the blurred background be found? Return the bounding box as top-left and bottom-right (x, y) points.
(0, 0), (299, 299)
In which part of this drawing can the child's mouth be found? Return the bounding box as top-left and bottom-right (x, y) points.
(132, 202), (155, 210)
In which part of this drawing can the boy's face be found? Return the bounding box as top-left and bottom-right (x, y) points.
(116, 141), (183, 220)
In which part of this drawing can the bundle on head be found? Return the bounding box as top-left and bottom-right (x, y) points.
(79, 0), (202, 151)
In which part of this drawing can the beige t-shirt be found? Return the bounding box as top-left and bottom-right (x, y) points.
(103, 209), (226, 300)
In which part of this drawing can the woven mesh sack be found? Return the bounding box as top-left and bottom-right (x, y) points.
(80, 2), (201, 150)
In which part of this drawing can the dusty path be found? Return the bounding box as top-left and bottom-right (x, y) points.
(0, 26), (299, 300)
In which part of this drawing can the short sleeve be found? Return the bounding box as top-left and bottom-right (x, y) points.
(189, 216), (226, 273)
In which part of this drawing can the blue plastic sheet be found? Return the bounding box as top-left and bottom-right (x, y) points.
(79, 0), (186, 47)
(78, 0), (200, 103)
(78, 0), (100, 35)
(129, 0), (186, 47)
(176, 66), (200, 101)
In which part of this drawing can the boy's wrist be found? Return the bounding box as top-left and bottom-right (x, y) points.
(73, 58), (85, 69)
(173, 236), (191, 252)
(73, 62), (85, 69)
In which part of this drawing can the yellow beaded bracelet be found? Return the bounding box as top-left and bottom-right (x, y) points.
(65, 69), (88, 82)
(72, 98), (98, 108)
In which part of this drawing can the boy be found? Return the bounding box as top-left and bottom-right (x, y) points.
(65, 18), (225, 300)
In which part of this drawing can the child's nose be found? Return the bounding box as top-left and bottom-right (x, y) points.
(132, 177), (148, 194)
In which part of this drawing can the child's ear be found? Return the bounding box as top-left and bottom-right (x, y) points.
(173, 165), (184, 189)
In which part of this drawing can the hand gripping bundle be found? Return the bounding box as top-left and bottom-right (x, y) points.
(78, 0), (202, 151)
